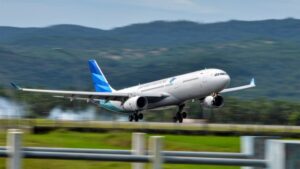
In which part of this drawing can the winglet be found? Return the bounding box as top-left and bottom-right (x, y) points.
(10, 83), (22, 90)
(250, 78), (255, 86)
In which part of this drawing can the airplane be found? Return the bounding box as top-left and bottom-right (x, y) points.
(11, 59), (255, 123)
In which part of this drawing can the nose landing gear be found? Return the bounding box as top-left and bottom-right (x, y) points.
(173, 104), (187, 123)
(182, 112), (187, 118)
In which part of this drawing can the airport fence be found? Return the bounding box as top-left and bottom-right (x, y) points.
(2, 129), (300, 169)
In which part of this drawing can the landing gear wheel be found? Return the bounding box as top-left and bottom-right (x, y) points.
(129, 115), (134, 122)
(173, 104), (185, 123)
(173, 112), (183, 123)
(138, 113), (143, 120)
(176, 112), (183, 123)
(173, 116), (178, 123)
(134, 113), (139, 122)
(182, 112), (187, 118)
(178, 117), (183, 123)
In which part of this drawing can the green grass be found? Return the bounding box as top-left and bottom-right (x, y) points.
(154, 134), (240, 152)
(0, 130), (240, 169)
(23, 130), (132, 149)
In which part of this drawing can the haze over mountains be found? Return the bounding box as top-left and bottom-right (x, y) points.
(0, 18), (300, 100)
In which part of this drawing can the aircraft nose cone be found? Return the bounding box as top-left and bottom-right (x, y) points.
(223, 75), (230, 87)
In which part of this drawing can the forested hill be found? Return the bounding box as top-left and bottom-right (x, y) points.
(2, 18), (300, 47)
(0, 18), (300, 100)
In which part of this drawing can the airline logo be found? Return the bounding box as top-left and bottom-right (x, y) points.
(169, 77), (176, 85)
(88, 60), (112, 92)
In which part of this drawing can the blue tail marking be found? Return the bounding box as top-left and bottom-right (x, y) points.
(88, 60), (113, 92)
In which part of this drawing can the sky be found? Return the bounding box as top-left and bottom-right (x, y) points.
(1, 0), (300, 29)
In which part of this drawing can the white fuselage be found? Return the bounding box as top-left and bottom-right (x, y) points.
(100, 68), (230, 113)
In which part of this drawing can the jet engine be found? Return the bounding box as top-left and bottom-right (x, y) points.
(123, 96), (148, 111)
(202, 95), (224, 108)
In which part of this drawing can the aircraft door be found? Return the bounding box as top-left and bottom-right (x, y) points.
(169, 77), (182, 96)
(199, 72), (206, 88)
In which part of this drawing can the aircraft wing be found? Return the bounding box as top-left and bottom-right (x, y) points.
(220, 78), (256, 93)
(10, 83), (166, 102)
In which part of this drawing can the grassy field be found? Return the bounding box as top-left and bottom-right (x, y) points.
(0, 129), (241, 169)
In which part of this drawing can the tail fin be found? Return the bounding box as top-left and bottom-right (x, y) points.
(88, 59), (114, 92)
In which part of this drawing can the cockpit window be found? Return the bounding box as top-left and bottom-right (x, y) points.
(214, 72), (227, 76)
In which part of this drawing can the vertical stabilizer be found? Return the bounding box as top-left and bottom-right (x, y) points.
(88, 60), (114, 92)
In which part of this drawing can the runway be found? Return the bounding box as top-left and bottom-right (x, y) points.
(3, 119), (300, 136)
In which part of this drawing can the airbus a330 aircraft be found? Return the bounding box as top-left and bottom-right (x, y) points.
(12, 59), (255, 123)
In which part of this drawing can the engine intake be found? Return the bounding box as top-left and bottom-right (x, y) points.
(123, 96), (148, 111)
(202, 95), (224, 108)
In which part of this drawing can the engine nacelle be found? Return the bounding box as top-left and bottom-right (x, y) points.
(123, 96), (148, 111)
(202, 95), (224, 108)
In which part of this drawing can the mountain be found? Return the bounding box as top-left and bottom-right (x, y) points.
(0, 18), (300, 100)
(2, 18), (300, 48)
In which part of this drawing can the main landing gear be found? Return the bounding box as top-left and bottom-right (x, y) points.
(129, 112), (143, 122)
(173, 104), (187, 123)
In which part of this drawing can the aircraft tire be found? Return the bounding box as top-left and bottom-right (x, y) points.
(176, 112), (183, 123)
(178, 118), (183, 123)
(173, 116), (178, 123)
(129, 115), (134, 122)
(134, 114), (139, 122)
(138, 113), (143, 120)
(182, 112), (187, 118)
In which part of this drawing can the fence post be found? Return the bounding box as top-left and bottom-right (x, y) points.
(6, 129), (22, 169)
(149, 136), (163, 169)
(241, 136), (278, 169)
(266, 140), (300, 169)
(132, 133), (145, 169)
